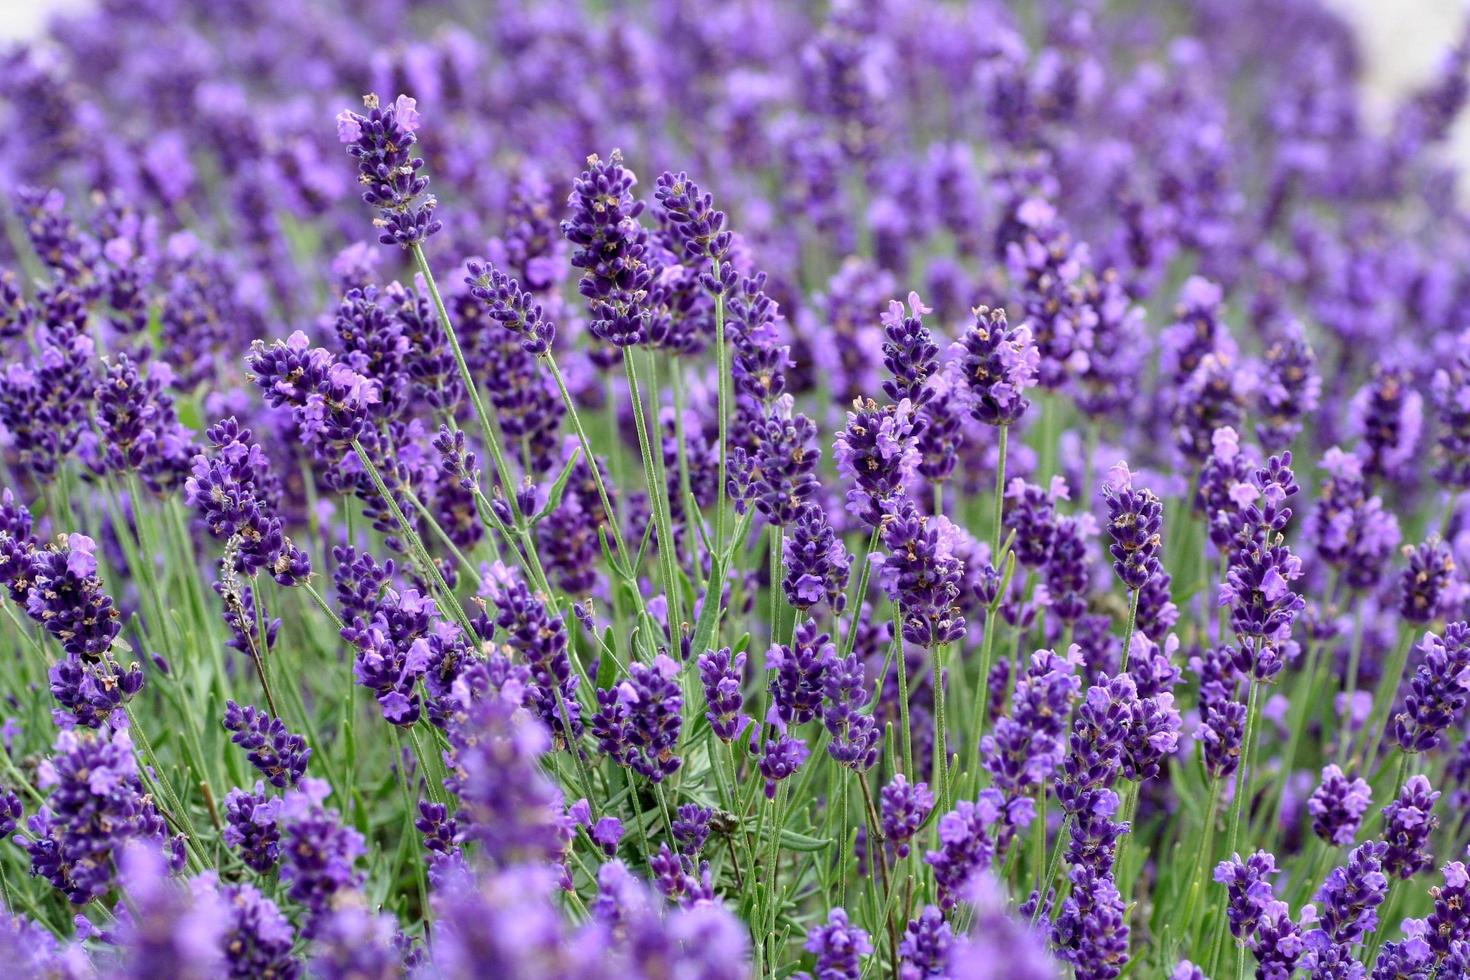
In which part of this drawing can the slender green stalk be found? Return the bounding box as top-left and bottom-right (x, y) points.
(623, 350), (683, 638)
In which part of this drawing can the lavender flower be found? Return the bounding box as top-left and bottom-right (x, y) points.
(1214, 850), (1279, 939)
(823, 651), (880, 771)
(653, 170), (734, 292)
(880, 292), (940, 406)
(562, 150), (655, 347)
(800, 908), (870, 980)
(593, 654), (683, 782)
(1255, 329), (1321, 454)
(768, 619), (836, 726)
(22, 533), (120, 659)
(880, 775), (935, 860)
(898, 906), (954, 979)
(1432, 335), (1470, 488)
(698, 647), (750, 742)
(783, 505), (852, 614)
(278, 778), (365, 937)
(1052, 864), (1129, 979)
(751, 410), (821, 526)
(465, 262), (557, 356)
(1380, 774), (1440, 880)
(1103, 465), (1163, 592)
(875, 499), (967, 647)
(834, 398), (920, 527)
(336, 93), (442, 246)
(1401, 538), (1455, 626)
(925, 791), (1006, 909)
(759, 735), (810, 800)
(951, 306), (1038, 426)
(1394, 623), (1470, 753)
(222, 700), (310, 788)
(219, 882), (300, 979)
(1312, 840), (1390, 950)
(222, 783), (282, 874)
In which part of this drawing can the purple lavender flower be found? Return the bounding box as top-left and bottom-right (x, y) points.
(1426, 861), (1470, 959)
(925, 791), (1005, 909)
(593, 654), (683, 782)
(800, 908), (870, 979)
(1312, 840), (1389, 950)
(874, 499), (967, 647)
(1432, 335), (1470, 489)
(823, 651), (880, 771)
(1401, 538), (1455, 626)
(983, 648), (1081, 848)
(1046, 514), (1093, 624)
(465, 262), (557, 356)
(1005, 478), (1062, 569)
(1308, 764), (1372, 846)
(653, 170), (734, 293)
(342, 586), (437, 727)
(278, 778), (365, 937)
(672, 804), (713, 856)
(768, 619), (836, 726)
(1251, 900), (1308, 979)
(105, 843), (226, 979)
(1307, 446), (1400, 593)
(1199, 696), (1246, 781)
(86, 353), (194, 489)
(23, 725), (173, 904)
(759, 734), (810, 800)
(48, 651), (144, 729)
(562, 150), (656, 347)
(1395, 623), (1470, 753)
(247, 332), (380, 447)
(222, 700), (310, 788)
(1055, 675), (1137, 818)
(783, 505), (852, 614)
(1052, 864), (1129, 979)
(898, 906), (954, 980)
(222, 783), (282, 873)
(834, 398), (920, 527)
(22, 533), (121, 659)
(880, 775), (935, 860)
(336, 93), (442, 247)
(416, 800), (464, 884)
(481, 561), (582, 743)
(1380, 774), (1440, 880)
(698, 647), (750, 742)
(951, 306), (1038, 426)
(880, 292), (940, 406)
(751, 410), (821, 526)
(1102, 465), (1163, 592)
(219, 882), (300, 979)
(1214, 850), (1279, 939)
(1352, 363), (1423, 482)
(952, 873), (1059, 980)
(1255, 329), (1321, 454)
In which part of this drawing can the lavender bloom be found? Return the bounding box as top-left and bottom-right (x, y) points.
(23, 533), (121, 659)
(801, 908), (870, 980)
(562, 150), (655, 347)
(307, 905), (402, 980)
(48, 651), (144, 729)
(983, 648), (1082, 847)
(0, 296), (95, 478)
(481, 561), (582, 743)
(1312, 840), (1390, 950)
(336, 93), (441, 246)
(0, 790), (21, 839)
(751, 410), (821, 526)
(278, 779), (365, 937)
(105, 843), (226, 980)
(1308, 447), (1400, 593)
(593, 654), (683, 782)
(1052, 864), (1129, 979)
(1251, 900), (1308, 979)
(898, 906), (954, 979)
(875, 499), (967, 646)
(1120, 688), (1180, 783)
(953, 873), (1060, 980)
(444, 674), (567, 868)
(465, 262), (556, 356)
(768, 619), (836, 726)
(416, 800), (464, 884)
(1006, 478), (1061, 569)
(1308, 765), (1372, 846)
(1353, 364), (1423, 481)
(222, 700), (310, 788)
(1046, 515), (1093, 624)
(783, 505), (852, 614)
(698, 647), (750, 742)
(1426, 861), (1470, 959)
(834, 398), (920, 527)
(672, 804), (713, 855)
(219, 882), (300, 979)
(823, 652), (880, 771)
(759, 735), (810, 800)
(880, 292), (940, 406)
(86, 353), (194, 488)
(247, 332), (380, 447)
(1432, 336), (1470, 488)
(1401, 538), (1455, 626)
(1055, 675), (1137, 818)
(951, 306), (1039, 426)
(1214, 850), (1279, 939)
(653, 170), (734, 292)
(1395, 624), (1470, 753)
(880, 775), (935, 860)
(23, 726), (172, 904)
(1103, 465), (1163, 592)
(1255, 330), (1321, 453)
(342, 586), (437, 727)
(925, 791), (1006, 909)
(222, 784), (282, 873)
(1380, 775), (1440, 880)
(1007, 199), (1096, 389)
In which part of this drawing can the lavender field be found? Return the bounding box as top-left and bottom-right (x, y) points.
(1, 0), (1469, 977)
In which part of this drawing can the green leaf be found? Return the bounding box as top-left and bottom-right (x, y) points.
(777, 828), (834, 852)
(531, 446), (581, 525)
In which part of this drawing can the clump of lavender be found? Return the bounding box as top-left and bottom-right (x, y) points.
(1214, 850), (1278, 941)
(834, 397), (920, 527)
(1306, 764), (1371, 846)
(799, 909), (870, 980)
(951, 306), (1039, 426)
(1381, 775), (1440, 879)
(1432, 334), (1470, 488)
(698, 647), (750, 742)
(222, 783), (283, 874)
(783, 506), (851, 615)
(336, 93), (442, 246)
(1103, 464), (1164, 592)
(278, 778), (365, 937)
(874, 499), (967, 647)
(880, 775), (934, 860)
(222, 700), (310, 788)
(1394, 623), (1470, 752)
(562, 150), (655, 347)
(592, 654), (683, 783)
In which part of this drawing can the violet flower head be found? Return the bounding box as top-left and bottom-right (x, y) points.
(1426, 861), (1470, 959)
(1255, 329), (1321, 454)
(1052, 863), (1129, 979)
(751, 410), (821, 526)
(767, 619), (836, 726)
(1400, 538), (1455, 626)
(23, 533), (121, 659)
(481, 561), (582, 743)
(759, 734), (810, 800)
(880, 292), (939, 406)
(48, 650), (144, 729)
(464, 262), (557, 356)
(1307, 446), (1401, 593)
(1432, 334), (1470, 489)
(222, 700), (310, 788)
(1307, 764), (1372, 846)
(801, 908), (871, 980)
(953, 873), (1059, 980)
(223, 783), (283, 874)
(698, 647), (750, 742)
(219, 882), (300, 979)
(278, 778), (366, 937)
(1394, 623), (1470, 753)
(898, 906), (954, 980)
(1046, 514), (1093, 624)
(1352, 362), (1423, 481)
(87, 353), (194, 488)
(593, 654), (683, 782)
(1055, 674), (1137, 817)
(950, 305), (1038, 426)
(1103, 464), (1163, 592)
(1380, 774), (1440, 880)
(562, 150), (655, 347)
(1311, 840), (1389, 951)
(982, 647), (1082, 839)
(834, 397), (920, 527)
(1251, 900), (1308, 979)
(1213, 850), (1279, 940)
(880, 775), (935, 860)
(875, 499), (967, 647)
(823, 651), (880, 771)
(653, 170), (735, 293)
(1006, 477), (1062, 569)
(672, 804), (713, 855)
(783, 505), (852, 615)
(336, 93), (441, 247)
(925, 791), (1007, 909)
(106, 842), (226, 980)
